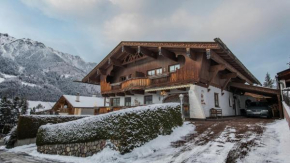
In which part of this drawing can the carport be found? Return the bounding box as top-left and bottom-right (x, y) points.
(229, 82), (282, 118)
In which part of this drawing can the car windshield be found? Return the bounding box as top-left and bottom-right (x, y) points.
(250, 102), (268, 107)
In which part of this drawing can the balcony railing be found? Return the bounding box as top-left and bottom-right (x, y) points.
(101, 77), (151, 93)
(100, 65), (198, 94)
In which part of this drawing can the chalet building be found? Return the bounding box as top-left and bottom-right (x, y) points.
(52, 94), (108, 115)
(81, 38), (282, 119)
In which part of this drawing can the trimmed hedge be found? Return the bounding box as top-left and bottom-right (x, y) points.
(17, 115), (87, 140)
(36, 103), (182, 154)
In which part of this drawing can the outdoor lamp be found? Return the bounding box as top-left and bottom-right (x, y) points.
(179, 94), (184, 121)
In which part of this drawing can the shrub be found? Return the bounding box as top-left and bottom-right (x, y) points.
(17, 115), (87, 140)
(36, 103), (182, 154)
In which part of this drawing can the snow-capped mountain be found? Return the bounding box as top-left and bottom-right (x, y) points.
(0, 33), (100, 101)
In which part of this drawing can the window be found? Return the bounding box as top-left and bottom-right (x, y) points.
(147, 70), (155, 76)
(214, 93), (219, 107)
(156, 68), (162, 75)
(148, 68), (163, 76)
(125, 97), (131, 106)
(144, 95), (153, 105)
(120, 76), (126, 81)
(111, 98), (120, 106)
(169, 64), (180, 72)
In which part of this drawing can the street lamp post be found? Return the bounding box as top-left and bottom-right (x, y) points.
(179, 94), (184, 121)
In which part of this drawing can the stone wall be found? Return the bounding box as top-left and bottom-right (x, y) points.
(37, 140), (111, 157)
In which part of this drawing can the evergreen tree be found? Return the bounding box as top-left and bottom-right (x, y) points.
(0, 97), (12, 134)
(30, 107), (36, 115)
(11, 97), (20, 124)
(20, 98), (28, 115)
(263, 72), (274, 88)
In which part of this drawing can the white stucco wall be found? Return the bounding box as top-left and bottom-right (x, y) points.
(189, 85), (257, 118)
(107, 85), (257, 119)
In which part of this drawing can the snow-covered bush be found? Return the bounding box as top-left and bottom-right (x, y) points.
(17, 115), (87, 140)
(37, 103), (182, 154)
(4, 126), (17, 148)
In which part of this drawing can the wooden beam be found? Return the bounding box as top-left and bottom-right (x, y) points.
(116, 92), (125, 96)
(125, 91), (133, 95)
(131, 90), (145, 95)
(208, 50), (253, 85)
(210, 64), (226, 72)
(138, 46), (157, 59)
(277, 95), (283, 119)
(186, 48), (197, 61)
(177, 88), (186, 91)
(109, 57), (123, 67)
(98, 68), (106, 75)
(220, 72), (237, 79)
(207, 64), (225, 87)
(230, 82), (279, 95)
(158, 47), (177, 62)
(122, 46), (136, 55)
(222, 78), (232, 91)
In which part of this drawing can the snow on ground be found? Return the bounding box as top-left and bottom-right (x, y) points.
(238, 119), (290, 163)
(0, 77), (4, 83)
(0, 73), (17, 79)
(4, 119), (290, 163)
(21, 81), (39, 87)
(7, 122), (195, 163)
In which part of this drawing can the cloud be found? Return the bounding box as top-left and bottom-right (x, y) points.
(7, 0), (290, 82)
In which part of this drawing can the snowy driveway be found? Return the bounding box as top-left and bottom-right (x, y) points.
(1, 118), (289, 163)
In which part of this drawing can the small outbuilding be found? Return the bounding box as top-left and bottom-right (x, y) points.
(52, 94), (108, 115)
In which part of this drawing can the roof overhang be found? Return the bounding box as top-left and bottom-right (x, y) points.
(230, 82), (279, 97)
(82, 39), (260, 85)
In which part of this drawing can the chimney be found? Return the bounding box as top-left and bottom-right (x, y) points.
(76, 93), (80, 102)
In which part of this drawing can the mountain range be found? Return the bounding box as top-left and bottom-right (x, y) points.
(0, 33), (100, 102)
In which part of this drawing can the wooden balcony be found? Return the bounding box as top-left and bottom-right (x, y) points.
(101, 77), (151, 94)
(100, 65), (199, 95)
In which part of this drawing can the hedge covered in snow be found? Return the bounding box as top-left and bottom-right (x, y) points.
(17, 115), (87, 140)
(36, 103), (182, 154)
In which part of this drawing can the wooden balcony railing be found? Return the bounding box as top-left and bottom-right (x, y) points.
(100, 65), (198, 94)
(101, 78), (151, 93)
(100, 81), (111, 92)
(121, 77), (151, 90)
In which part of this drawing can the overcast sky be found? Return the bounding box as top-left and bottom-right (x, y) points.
(0, 0), (289, 83)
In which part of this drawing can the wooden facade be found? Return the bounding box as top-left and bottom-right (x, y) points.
(82, 39), (261, 98)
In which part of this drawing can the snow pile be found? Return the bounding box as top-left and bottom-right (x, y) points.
(37, 103), (182, 154)
(239, 119), (290, 163)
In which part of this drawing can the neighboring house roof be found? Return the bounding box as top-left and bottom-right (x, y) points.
(63, 95), (105, 108)
(81, 38), (261, 85)
(277, 68), (290, 80)
(28, 100), (55, 112)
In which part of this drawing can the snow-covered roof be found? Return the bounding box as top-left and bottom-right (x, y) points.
(63, 95), (105, 108)
(28, 101), (56, 112)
